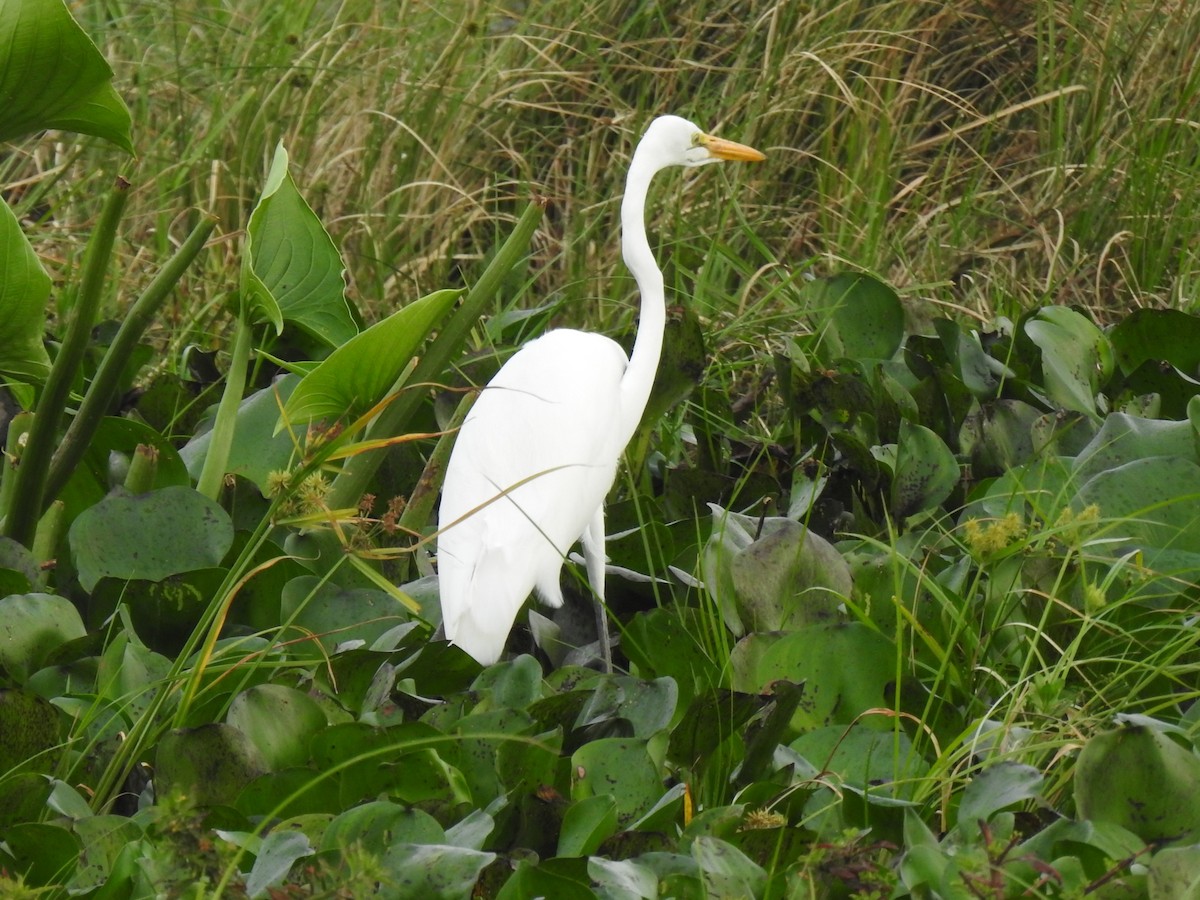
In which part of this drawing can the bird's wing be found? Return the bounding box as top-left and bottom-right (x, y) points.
(437, 330), (630, 659)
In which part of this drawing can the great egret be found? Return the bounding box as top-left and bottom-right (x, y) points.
(437, 115), (765, 668)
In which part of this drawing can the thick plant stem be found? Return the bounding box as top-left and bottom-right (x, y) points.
(196, 313), (253, 501)
(325, 200), (544, 510)
(4, 176), (131, 549)
(46, 214), (217, 501)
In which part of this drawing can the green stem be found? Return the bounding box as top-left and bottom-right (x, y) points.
(4, 176), (131, 548)
(325, 199), (544, 510)
(196, 312), (254, 500)
(45, 214), (217, 501)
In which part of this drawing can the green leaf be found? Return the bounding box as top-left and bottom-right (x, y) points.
(280, 575), (413, 658)
(570, 737), (662, 827)
(892, 419), (959, 521)
(321, 801), (445, 853)
(243, 142), (357, 345)
(808, 272), (905, 362)
(245, 829), (314, 898)
(1024, 306), (1113, 416)
(227, 684), (329, 771)
(380, 843), (496, 899)
(282, 289), (460, 428)
(0, 688), (61, 775)
(691, 836), (767, 899)
(0, 0), (133, 151)
(0, 198), (52, 381)
(155, 723), (270, 807)
(1149, 844), (1200, 900)
(68, 485), (234, 591)
(0, 593), (85, 682)
(180, 375), (300, 493)
(558, 794), (618, 858)
(734, 624), (896, 731)
(0, 821), (81, 888)
(1075, 723), (1200, 842)
(956, 762), (1043, 833)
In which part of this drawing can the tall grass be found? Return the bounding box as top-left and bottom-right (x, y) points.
(8, 0), (1198, 356)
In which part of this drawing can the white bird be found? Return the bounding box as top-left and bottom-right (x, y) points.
(437, 115), (765, 668)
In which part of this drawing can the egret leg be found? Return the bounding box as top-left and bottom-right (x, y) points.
(581, 507), (612, 672)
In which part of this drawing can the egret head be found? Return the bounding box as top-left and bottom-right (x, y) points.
(636, 115), (766, 171)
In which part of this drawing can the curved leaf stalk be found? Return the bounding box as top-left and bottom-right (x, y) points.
(45, 214), (217, 500)
(325, 199), (544, 510)
(3, 176), (131, 548)
(195, 311), (254, 500)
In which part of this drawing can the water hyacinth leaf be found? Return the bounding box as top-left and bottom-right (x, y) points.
(1, 821), (81, 888)
(227, 684), (329, 771)
(88, 568), (224, 652)
(1110, 308), (1200, 375)
(282, 288), (460, 428)
(957, 762), (1043, 833)
(588, 857), (658, 900)
(892, 419), (959, 521)
(558, 794), (619, 857)
(68, 485), (234, 591)
(180, 375), (299, 493)
(806, 272), (905, 362)
(472, 652), (544, 710)
(321, 801), (445, 853)
(575, 675), (678, 738)
(1073, 412), (1196, 485)
(245, 830), (314, 899)
(155, 724), (269, 807)
(0, 593), (85, 682)
(730, 518), (850, 632)
(70, 815), (143, 893)
(0, 0), (132, 150)
(959, 400), (1040, 476)
(379, 843), (496, 899)
(0, 200), (52, 381)
(1076, 457), (1200, 558)
(571, 738), (662, 826)
(0, 689), (61, 776)
(1023, 306), (1112, 416)
(1074, 723), (1200, 842)
(692, 836), (768, 899)
(1148, 844), (1200, 900)
(790, 724), (928, 798)
(243, 142), (357, 345)
(742, 624), (896, 731)
(280, 576), (412, 657)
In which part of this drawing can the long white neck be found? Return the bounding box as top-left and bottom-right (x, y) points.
(616, 150), (667, 444)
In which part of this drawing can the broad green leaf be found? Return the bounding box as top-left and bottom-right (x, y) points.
(68, 485), (234, 591)
(558, 794), (618, 857)
(1149, 844), (1200, 900)
(734, 624), (896, 731)
(0, 199), (52, 380)
(68, 815), (143, 894)
(588, 857), (658, 900)
(691, 836), (767, 899)
(380, 843), (496, 899)
(243, 142), (357, 345)
(0, 688), (61, 775)
(180, 375), (300, 493)
(1075, 724), (1200, 842)
(0, 821), (81, 888)
(574, 675), (678, 739)
(0, 593), (85, 682)
(245, 830), (314, 898)
(0, 0), (133, 151)
(155, 724), (269, 807)
(1024, 306), (1113, 416)
(806, 272), (905, 362)
(321, 801), (443, 854)
(280, 575), (413, 658)
(570, 737), (661, 826)
(956, 762), (1043, 833)
(892, 419), (959, 521)
(791, 724), (928, 798)
(227, 684), (329, 771)
(282, 289), (460, 428)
